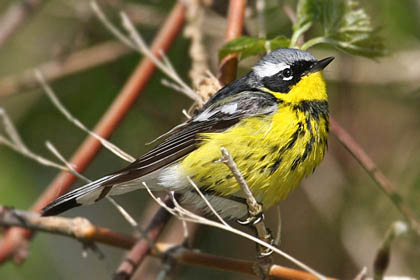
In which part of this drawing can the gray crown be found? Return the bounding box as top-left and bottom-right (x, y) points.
(259, 48), (316, 66)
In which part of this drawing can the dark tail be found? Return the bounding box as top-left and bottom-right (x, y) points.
(41, 175), (117, 216)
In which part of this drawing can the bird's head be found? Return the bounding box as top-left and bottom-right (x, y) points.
(251, 48), (334, 103)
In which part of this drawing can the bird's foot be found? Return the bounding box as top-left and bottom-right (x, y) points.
(236, 202), (264, 226)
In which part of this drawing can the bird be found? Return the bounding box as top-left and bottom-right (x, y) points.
(42, 48), (334, 220)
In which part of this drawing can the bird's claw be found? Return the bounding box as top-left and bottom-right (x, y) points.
(237, 205), (265, 226)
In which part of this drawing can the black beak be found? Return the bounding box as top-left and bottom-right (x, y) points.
(309, 56), (335, 73)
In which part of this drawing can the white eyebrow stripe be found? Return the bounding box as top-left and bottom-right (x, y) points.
(253, 62), (289, 78)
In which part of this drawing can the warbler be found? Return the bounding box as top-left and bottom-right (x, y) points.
(42, 48), (333, 220)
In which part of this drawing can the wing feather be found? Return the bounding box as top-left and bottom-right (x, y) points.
(104, 90), (279, 186)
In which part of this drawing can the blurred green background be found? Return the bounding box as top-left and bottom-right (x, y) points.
(0, 0), (419, 279)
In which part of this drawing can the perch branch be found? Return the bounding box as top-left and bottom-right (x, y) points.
(143, 184), (326, 279)
(0, 206), (136, 249)
(0, 205), (333, 280)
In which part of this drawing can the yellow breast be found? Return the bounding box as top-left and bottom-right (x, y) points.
(179, 105), (328, 209)
(180, 72), (329, 209)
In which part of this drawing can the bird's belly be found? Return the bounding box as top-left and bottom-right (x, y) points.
(179, 112), (328, 210)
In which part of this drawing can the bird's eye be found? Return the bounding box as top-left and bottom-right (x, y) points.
(282, 68), (293, 79)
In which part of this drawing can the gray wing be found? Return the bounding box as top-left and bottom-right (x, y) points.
(104, 90), (280, 185)
(41, 90), (278, 216)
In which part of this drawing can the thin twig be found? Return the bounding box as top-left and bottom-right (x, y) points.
(330, 118), (420, 234)
(184, 0), (215, 104)
(0, 1), (186, 264)
(90, 1), (135, 49)
(161, 78), (189, 95)
(0, 0), (46, 49)
(219, 147), (261, 216)
(45, 141), (90, 182)
(113, 196), (174, 280)
(186, 176), (230, 227)
(143, 185), (327, 279)
(46, 140), (138, 228)
(220, 147), (274, 265)
(47, 140), (139, 228)
(106, 197), (139, 228)
(0, 109), (69, 172)
(35, 70), (135, 163)
(0, 41), (132, 99)
(119, 12), (201, 103)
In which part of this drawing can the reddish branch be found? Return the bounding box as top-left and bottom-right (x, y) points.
(218, 0), (247, 85)
(0, 206), (335, 280)
(114, 1), (249, 278)
(113, 197), (174, 280)
(0, 0), (45, 49)
(330, 118), (420, 232)
(0, 206), (136, 249)
(0, 1), (186, 264)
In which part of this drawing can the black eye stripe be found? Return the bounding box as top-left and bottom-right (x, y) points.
(259, 59), (316, 94)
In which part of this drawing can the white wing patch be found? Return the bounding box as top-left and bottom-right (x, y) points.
(194, 102), (239, 122)
(220, 103), (238, 114)
(253, 61), (289, 78)
(194, 107), (217, 121)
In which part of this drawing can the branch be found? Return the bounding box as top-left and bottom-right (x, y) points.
(281, 3), (420, 235)
(183, 0), (221, 104)
(218, 0), (247, 85)
(143, 185), (326, 279)
(0, 109), (68, 172)
(330, 118), (420, 234)
(158, 243), (332, 280)
(35, 70), (135, 163)
(113, 196), (174, 280)
(220, 147), (274, 274)
(0, 0), (45, 49)
(0, 41), (132, 98)
(0, 0), (186, 264)
(219, 148), (259, 213)
(0, 206), (136, 249)
(0, 206), (333, 280)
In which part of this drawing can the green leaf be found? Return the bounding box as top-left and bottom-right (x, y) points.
(294, 0), (386, 58)
(219, 36), (290, 61)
